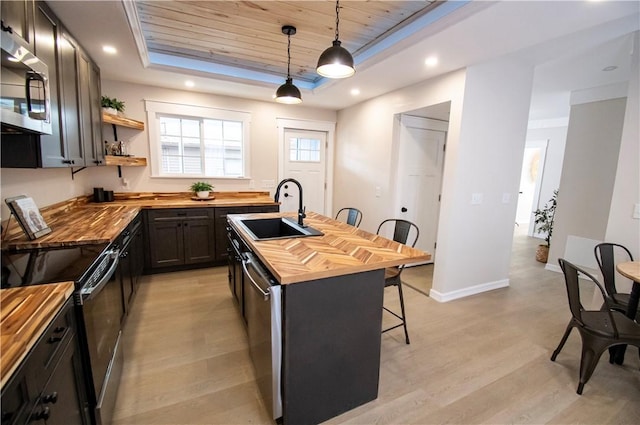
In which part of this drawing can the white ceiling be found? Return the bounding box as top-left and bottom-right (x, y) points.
(47, 1), (640, 119)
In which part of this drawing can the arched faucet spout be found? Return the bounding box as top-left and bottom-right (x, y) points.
(274, 178), (306, 227)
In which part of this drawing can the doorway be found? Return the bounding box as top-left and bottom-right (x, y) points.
(393, 104), (449, 264)
(515, 140), (548, 236)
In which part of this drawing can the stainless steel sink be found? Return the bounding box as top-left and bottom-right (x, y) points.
(237, 217), (323, 241)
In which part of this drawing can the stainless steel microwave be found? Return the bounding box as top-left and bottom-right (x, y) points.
(1, 31), (52, 134)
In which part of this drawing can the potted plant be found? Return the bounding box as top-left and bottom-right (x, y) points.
(190, 181), (214, 199)
(101, 96), (125, 115)
(533, 189), (558, 263)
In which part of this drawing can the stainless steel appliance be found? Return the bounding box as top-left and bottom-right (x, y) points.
(1, 31), (52, 134)
(241, 252), (282, 421)
(1, 242), (124, 425)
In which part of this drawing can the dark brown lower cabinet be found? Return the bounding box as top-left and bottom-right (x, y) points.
(146, 208), (215, 271)
(0, 297), (88, 425)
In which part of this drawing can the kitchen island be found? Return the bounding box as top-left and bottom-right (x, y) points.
(227, 212), (430, 425)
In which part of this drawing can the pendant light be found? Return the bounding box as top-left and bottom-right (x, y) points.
(275, 25), (302, 104)
(316, 0), (355, 79)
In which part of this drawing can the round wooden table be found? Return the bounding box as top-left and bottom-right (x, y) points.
(616, 260), (640, 320)
(611, 261), (640, 364)
(616, 261), (640, 282)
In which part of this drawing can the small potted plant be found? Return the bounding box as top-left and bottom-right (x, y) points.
(533, 189), (558, 263)
(101, 96), (125, 115)
(190, 181), (214, 199)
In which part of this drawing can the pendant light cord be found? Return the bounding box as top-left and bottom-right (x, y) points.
(334, 0), (340, 42)
(287, 31), (292, 79)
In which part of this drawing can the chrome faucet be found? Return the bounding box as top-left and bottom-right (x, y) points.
(274, 178), (306, 227)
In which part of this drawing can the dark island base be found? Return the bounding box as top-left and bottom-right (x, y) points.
(282, 269), (385, 425)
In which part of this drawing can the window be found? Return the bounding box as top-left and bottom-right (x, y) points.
(145, 101), (250, 178)
(289, 137), (321, 162)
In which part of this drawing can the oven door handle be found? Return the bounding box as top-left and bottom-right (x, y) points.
(80, 249), (120, 301)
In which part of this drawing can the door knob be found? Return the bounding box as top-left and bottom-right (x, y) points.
(401, 207), (407, 212)
(284, 193), (290, 198)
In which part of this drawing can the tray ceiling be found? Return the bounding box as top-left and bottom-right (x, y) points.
(134, 0), (443, 84)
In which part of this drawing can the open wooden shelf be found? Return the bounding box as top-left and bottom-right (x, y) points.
(102, 112), (145, 130)
(105, 155), (147, 167)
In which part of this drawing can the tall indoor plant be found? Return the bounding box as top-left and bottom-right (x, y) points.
(533, 189), (558, 263)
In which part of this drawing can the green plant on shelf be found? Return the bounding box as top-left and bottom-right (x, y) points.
(101, 95), (125, 113)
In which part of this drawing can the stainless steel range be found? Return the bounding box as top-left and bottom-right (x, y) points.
(2, 242), (124, 425)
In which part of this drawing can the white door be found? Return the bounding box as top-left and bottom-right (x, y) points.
(395, 115), (445, 263)
(515, 140), (548, 235)
(281, 129), (327, 215)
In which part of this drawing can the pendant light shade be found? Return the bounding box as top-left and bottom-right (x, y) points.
(316, 0), (355, 79)
(275, 78), (302, 104)
(275, 25), (302, 104)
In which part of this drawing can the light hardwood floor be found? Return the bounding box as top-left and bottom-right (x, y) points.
(113, 230), (640, 425)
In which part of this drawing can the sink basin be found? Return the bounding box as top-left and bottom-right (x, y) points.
(237, 217), (324, 241)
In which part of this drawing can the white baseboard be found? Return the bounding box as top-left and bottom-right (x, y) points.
(429, 279), (510, 303)
(545, 263), (562, 273)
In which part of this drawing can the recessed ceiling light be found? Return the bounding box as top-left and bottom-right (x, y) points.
(602, 65), (618, 72)
(185, 80), (195, 88)
(102, 45), (117, 54)
(350, 88), (360, 96)
(425, 56), (438, 67)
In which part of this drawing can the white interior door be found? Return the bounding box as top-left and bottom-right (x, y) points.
(395, 115), (445, 263)
(515, 140), (548, 235)
(281, 129), (327, 215)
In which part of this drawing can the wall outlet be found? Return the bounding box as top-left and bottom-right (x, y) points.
(262, 179), (275, 188)
(502, 193), (511, 204)
(248, 179), (255, 189)
(471, 193), (483, 205)
(375, 186), (381, 198)
(121, 178), (129, 189)
(633, 203), (640, 219)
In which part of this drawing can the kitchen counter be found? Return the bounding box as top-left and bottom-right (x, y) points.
(2, 191), (277, 251)
(0, 282), (75, 389)
(228, 211), (431, 284)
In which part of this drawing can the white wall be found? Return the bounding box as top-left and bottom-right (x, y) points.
(0, 81), (336, 220)
(603, 32), (640, 294)
(547, 97), (627, 270)
(335, 56), (535, 302)
(430, 57), (535, 301)
(334, 70), (466, 233)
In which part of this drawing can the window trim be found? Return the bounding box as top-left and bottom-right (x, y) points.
(145, 100), (251, 178)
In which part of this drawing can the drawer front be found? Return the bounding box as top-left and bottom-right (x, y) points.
(0, 369), (33, 425)
(148, 208), (212, 221)
(26, 301), (75, 394)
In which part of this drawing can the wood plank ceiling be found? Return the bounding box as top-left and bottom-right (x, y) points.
(136, 1), (443, 83)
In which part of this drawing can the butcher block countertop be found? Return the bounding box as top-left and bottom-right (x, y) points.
(0, 282), (74, 389)
(228, 212), (431, 284)
(2, 191), (277, 251)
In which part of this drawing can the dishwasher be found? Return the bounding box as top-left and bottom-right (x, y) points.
(241, 252), (282, 421)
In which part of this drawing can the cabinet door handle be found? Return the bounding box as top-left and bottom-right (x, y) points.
(62, 159), (73, 164)
(42, 392), (58, 404)
(184, 222), (188, 226)
(30, 407), (50, 421)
